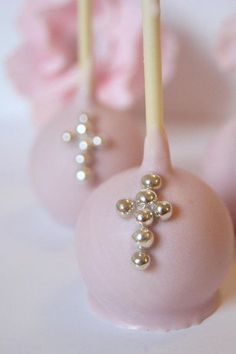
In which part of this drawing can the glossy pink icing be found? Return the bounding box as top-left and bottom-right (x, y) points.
(30, 98), (143, 226)
(202, 119), (236, 229)
(76, 130), (234, 331)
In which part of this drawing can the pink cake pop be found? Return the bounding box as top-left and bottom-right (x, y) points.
(76, 0), (234, 331)
(29, 0), (145, 226)
(30, 99), (143, 226)
(202, 15), (236, 229)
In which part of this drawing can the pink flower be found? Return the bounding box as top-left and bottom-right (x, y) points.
(216, 14), (236, 71)
(8, 0), (178, 125)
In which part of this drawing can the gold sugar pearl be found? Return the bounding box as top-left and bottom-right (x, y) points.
(132, 228), (154, 249)
(155, 201), (173, 220)
(141, 174), (162, 190)
(116, 199), (134, 217)
(131, 251), (151, 270)
(135, 209), (154, 226)
(136, 189), (157, 205)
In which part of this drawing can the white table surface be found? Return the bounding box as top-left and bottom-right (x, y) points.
(1, 1), (236, 354)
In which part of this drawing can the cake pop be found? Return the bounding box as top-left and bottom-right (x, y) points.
(76, 0), (234, 331)
(202, 15), (236, 229)
(30, 0), (144, 226)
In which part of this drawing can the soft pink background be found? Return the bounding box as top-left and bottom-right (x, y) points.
(1, 1), (236, 353)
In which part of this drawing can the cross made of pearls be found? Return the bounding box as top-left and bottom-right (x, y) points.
(62, 112), (103, 182)
(116, 174), (173, 271)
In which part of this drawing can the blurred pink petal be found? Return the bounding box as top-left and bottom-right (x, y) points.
(7, 0), (178, 125)
(217, 14), (236, 71)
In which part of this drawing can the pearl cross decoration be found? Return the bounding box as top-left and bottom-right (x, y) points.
(62, 112), (103, 182)
(116, 174), (173, 270)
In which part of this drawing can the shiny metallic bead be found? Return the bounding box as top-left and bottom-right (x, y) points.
(76, 123), (90, 135)
(132, 228), (154, 249)
(131, 251), (151, 270)
(155, 201), (173, 220)
(79, 113), (89, 124)
(62, 131), (75, 143)
(75, 152), (91, 165)
(135, 209), (154, 226)
(116, 199), (134, 217)
(79, 138), (91, 151)
(92, 136), (103, 147)
(76, 168), (90, 182)
(136, 189), (157, 205)
(141, 174), (162, 190)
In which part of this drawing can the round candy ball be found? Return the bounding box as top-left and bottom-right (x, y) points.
(76, 165), (234, 331)
(202, 119), (236, 229)
(30, 100), (143, 226)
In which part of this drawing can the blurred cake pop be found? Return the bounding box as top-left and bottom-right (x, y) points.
(76, 0), (234, 331)
(7, 0), (178, 126)
(29, 0), (145, 226)
(28, 0), (178, 226)
(203, 14), (236, 228)
(30, 99), (143, 225)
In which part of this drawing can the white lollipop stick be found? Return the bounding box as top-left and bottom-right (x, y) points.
(78, 0), (94, 99)
(142, 0), (164, 135)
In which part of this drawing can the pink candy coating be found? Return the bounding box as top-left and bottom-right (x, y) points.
(76, 131), (234, 331)
(30, 100), (143, 226)
(202, 119), (236, 229)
